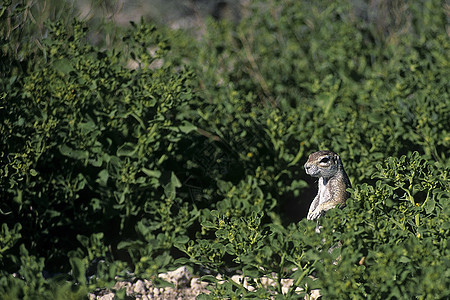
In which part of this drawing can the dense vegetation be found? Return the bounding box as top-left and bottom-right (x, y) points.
(1, 0), (449, 299)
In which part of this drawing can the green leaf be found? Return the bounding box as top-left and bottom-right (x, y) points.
(174, 257), (191, 265)
(201, 221), (216, 229)
(117, 240), (143, 250)
(76, 235), (90, 248)
(142, 168), (161, 178)
(69, 257), (86, 285)
(196, 294), (212, 300)
(164, 172), (181, 198)
(153, 277), (175, 289)
(53, 59), (74, 74)
(175, 235), (189, 244)
(90, 198), (102, 211)
(200, 275), (219, 283)
(59, 144), (89, 160)
(398, 256), (411, 263)
(97, 169), (109, 187)
(171, 172), (181, 188)
(117, 142), (138, 157)
(424, 197), (435, 214)
(179, 121), (197, 133)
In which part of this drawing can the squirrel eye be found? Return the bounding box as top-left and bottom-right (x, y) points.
(320, 157), (330, 163)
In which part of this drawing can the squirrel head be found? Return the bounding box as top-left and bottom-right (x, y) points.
(304, 150), (342, 179)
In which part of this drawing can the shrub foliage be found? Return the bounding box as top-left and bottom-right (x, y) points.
(1, 0), (448, 299)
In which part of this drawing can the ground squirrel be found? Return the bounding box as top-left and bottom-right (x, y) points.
(304, 150), (351, 220)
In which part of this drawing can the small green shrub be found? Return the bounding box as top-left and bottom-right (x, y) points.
(0, 14), (200, 297)
(172, 0), (449, 171)
(178, 152), (449, 298)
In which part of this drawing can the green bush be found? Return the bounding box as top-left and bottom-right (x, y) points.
(173, 0), (449, 174)
(0, 12), (200, 297)
(0, 0), (448, 298)
(315, 152), (449, 298)
(177, 151), (449, 299)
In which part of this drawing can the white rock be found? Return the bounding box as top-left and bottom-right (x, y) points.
(215, 274), (225, 284)
(231, 274), (243, 284)
(281, 278), (294, 294)
(158, 266), (192, 288)
(116, 281), (133, 295)
(144, 279), (153, 289)
(98, 293), (115, 300)
(190, 277), (209, 292)
(259, 276), (276, 288)
(134, 279), (146, 295)
(308, 289), (321, 300)
(113, 281), (130, 290)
